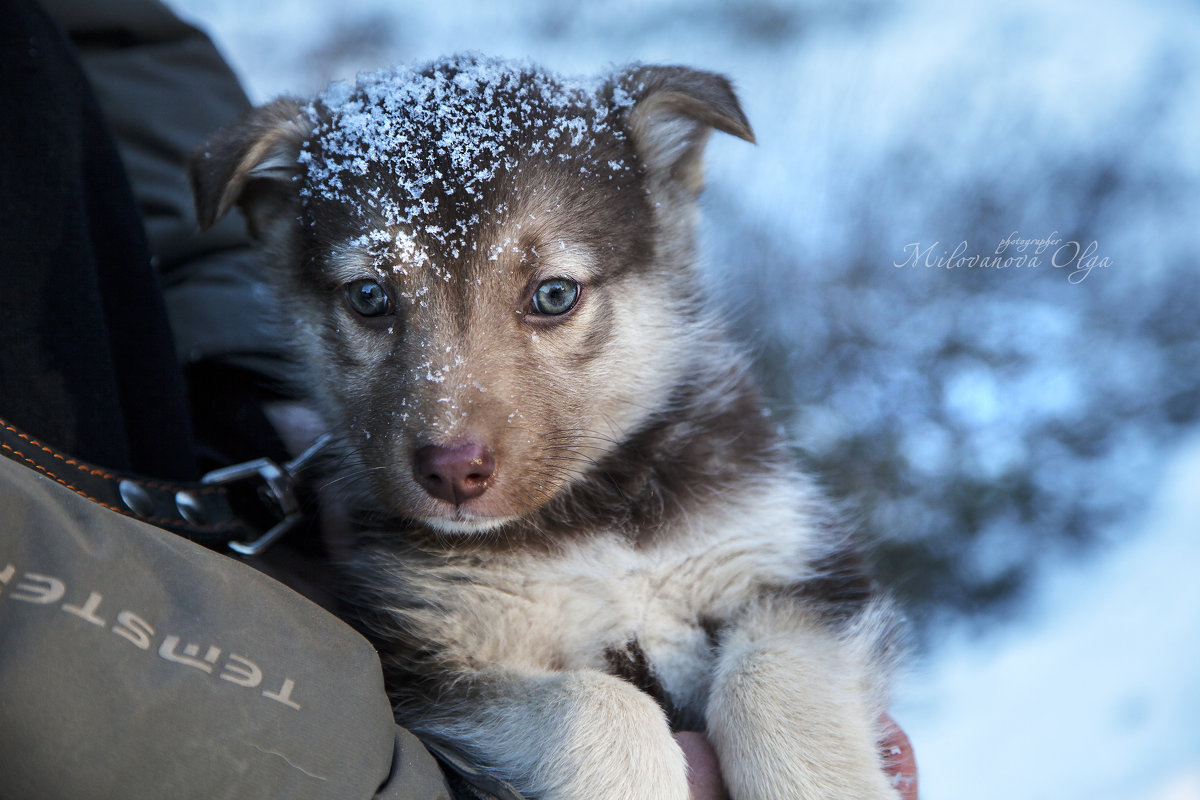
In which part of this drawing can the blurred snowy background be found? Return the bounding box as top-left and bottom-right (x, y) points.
(165, 0), (1200, 796)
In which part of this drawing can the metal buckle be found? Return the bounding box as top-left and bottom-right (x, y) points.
(201, 435), (331, 556)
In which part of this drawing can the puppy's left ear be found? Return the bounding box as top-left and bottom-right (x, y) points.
(189, 98), (313, 241)
(618, 65), (755, 194)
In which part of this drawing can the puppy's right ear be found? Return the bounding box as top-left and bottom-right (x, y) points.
(619, 66), (755, 196)
(190, 98), (312, 239)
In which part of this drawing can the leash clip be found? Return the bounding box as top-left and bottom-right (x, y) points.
(201, 434), (331, 556)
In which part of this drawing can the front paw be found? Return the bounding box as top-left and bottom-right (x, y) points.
(713, 726), (900, 800)
(535, 672), (689, 800)
(705, 606), (902, 800)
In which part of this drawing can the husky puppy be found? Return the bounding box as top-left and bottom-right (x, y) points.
(192, 54), (904, 800)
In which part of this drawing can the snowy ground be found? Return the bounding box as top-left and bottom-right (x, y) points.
(897, 433), (1200, 800)
(166, 0), (1200, 795)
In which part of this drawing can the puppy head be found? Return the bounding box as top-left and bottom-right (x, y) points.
(191, 55), (753, 535)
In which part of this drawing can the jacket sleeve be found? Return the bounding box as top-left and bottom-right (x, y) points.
(0, 455), (453, 800)
(41, 0), (293, 384)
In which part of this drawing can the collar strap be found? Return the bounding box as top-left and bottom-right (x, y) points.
(0, 416), (328, 555)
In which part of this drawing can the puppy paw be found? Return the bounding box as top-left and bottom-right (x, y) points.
(719, 758), (900, 800)
(536, 672), (689, 800)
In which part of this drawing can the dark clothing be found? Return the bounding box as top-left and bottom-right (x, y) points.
(0, 0), (195, 480)
(41, 0), (301, 473)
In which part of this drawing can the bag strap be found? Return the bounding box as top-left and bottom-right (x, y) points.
(0, 416), (327, 555)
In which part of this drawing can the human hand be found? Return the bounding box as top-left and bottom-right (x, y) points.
(880, 714), (919, 800)
(675, 731), (727, 800)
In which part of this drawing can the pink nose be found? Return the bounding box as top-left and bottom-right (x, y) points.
(413, 442), (495, 505)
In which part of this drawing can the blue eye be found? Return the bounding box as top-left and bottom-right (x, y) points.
(531, 278), (580, 316)
(346, 278), (392, 317)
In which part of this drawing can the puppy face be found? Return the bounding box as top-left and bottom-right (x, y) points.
(192, 55), (754, 534)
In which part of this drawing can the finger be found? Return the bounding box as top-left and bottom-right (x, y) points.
(879, 714), (918, 800)
(674, 731), (730, 800)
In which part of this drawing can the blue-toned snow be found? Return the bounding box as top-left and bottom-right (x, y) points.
(896, 434), (1200, 800)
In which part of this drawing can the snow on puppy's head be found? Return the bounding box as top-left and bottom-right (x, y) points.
(297, 55), (635, 269)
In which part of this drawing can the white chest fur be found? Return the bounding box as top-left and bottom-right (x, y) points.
(372, 482), (818, 719)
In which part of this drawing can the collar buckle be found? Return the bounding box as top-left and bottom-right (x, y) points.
(201, 434), (331, 556)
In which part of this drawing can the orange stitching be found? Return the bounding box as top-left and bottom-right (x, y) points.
(1, 419), (115, 479)
(3, 441), (125, 514)
(0, 417), (221, 494)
